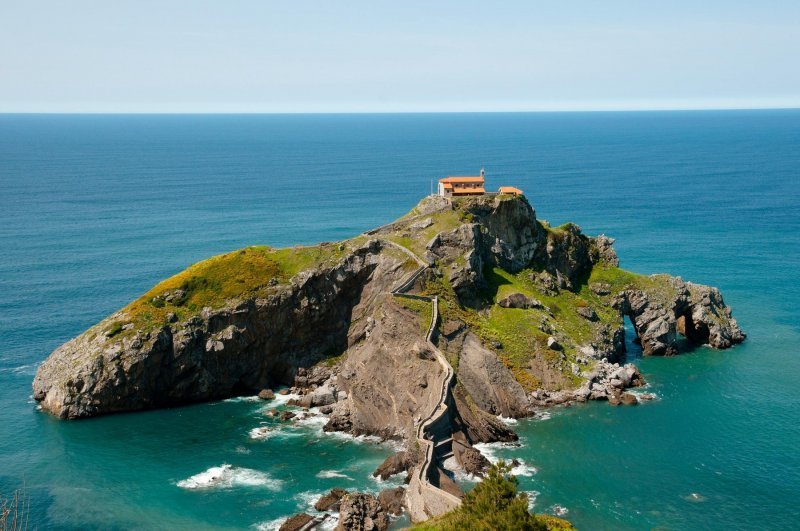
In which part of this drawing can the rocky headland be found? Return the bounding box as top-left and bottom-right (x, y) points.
(32, 194), (744, 526)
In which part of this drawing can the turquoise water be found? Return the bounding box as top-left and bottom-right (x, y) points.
(1, 111), (799, 529)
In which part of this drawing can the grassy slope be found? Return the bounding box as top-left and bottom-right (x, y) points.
(100, 195), (675, 391)
(395, 296), (434, 335)
(390, 197), (677, 391)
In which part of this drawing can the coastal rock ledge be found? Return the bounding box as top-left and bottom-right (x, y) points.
(33, 193), (744, 433)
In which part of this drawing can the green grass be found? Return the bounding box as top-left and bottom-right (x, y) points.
(385, 208), (463, 257)
(116, 243), (351, 336)
(395, 296), (434, 335)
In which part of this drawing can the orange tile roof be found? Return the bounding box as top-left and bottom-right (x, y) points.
(453, 187), (485, 195)
(440, 176), (484, 183)
(499, 186), (524, 195)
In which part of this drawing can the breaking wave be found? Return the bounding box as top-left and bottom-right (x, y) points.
(177, 464), (282, 490)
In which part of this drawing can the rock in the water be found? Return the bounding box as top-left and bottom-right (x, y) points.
(378, 487), (405, 516)
(620, 392), (638, 405)
(258, 389), (275, 400)
(280, 513), (315, 531)
(336, 493), (389, 531)
(459, 447), (491, 477)
(615, 278), (745, 356)
(373, 451), (418, 481)
(315, 488), (348, 512)
(279, 411), (296, 421)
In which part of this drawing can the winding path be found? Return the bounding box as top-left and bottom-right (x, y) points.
(382, 239), (462, 521)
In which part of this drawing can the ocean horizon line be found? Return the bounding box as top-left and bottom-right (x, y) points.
(1, 106), (799, 116)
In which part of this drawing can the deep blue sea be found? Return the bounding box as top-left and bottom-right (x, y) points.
(1, 111), (799, 530)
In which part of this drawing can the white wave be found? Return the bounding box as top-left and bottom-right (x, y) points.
(510, 460), (538, 477)
(272, 392), (301, 405)
(318, 514), (339, 530)
(249, 426), (274, 440)
(472, 442), (536, 476)
(629, 390), (660, 402)
(296, 414), (328, 429)
(497, 415), (518, 425)
(295, 490), (327, 509)
(316, 470), (353, 480)
(235, 446), (251, 454)
(473, 442), (502, 463)
(223, 395), (262, 403)
(324, 430), (383, 445)
(177, 464), (282, 490)
(440, 456), (480, 483)
(253, 517), (285, 531)
(684, 492), (707, 503)
(535, 410), (552, 421)
(367, 471), (406, 491)
(549, 504), (569, 517)
(525, 490), (541, 511)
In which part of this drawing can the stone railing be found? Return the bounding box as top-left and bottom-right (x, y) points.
(386, 241), (462, 522)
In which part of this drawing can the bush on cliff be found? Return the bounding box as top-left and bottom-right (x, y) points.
(415, 461), (572, 530)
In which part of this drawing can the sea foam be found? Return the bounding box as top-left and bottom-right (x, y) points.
(177, 464), (282, 490)
(316, 469), (353, 480)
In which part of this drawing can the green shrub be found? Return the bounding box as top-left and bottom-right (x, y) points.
(415, 461), (563, 530)
(105, 322), (123, 338)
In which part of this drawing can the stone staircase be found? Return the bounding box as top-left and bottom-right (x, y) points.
(383, 239), (462, 522)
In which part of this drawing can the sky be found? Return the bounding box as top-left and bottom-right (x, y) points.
(1, 1), (798, 113)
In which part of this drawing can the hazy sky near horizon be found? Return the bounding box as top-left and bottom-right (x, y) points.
(1, 1), (799, 113)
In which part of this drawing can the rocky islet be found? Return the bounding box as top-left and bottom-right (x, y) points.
(32, 193), (745, 526)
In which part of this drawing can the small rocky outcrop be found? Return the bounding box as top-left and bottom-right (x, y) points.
(458, 447), (491, 477)
(258, 389), (275, 400)
(497, 292), (543, 309)
(373, 450), (420, 481)
(378, 487), (405, 516)
(280, 513), (315, 531)
(315, 488), (348, 512)
(615, 277), (746, 356)
(531, 360), (645, 406)
(336, 493), (389, 531)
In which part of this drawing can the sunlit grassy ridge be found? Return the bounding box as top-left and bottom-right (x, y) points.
(107, 243), (350, 336)
(392, 196), (680, 390)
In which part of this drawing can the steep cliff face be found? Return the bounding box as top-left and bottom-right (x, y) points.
(32, 240), (410, 418)
(33, 194), (745, 424)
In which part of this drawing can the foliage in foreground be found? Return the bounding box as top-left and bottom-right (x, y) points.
(415, 462), (573, 531)
(1, 489), (28, 531)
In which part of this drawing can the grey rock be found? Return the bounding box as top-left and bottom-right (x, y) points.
(315, 488), (348, 512)
(258, 389), (275, 400)
(576, 306), (599, 321)
(336, 493), (389, 531)
(378, 487), (405, 516)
